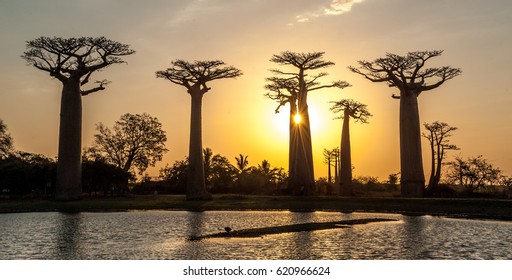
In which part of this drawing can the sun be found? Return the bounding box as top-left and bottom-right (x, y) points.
(294, 113), (302, 124)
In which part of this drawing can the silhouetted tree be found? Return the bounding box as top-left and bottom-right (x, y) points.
(159, 158), (189, 194)
(323, 149), (334, 183)
(88, 113), (167, 178)
(447, 155), (502, 193)
(0, 152), (56, 197)
(267, 51), (350, 195)
(208, 154), (238, 193)
(156, 60), (242, 200)
(235, 154), (249, 174)
(331, 148), (340, 183)
(0, 119), (14, 159)
(265, 77), (299, 192)
(22, 36), (135, 200)
(81, 158), (131, 197)
(422, 121), (458, 194)
(349, 50), (461, 197)
(203, 147), (214, 182)
(330, 99), (371, 196)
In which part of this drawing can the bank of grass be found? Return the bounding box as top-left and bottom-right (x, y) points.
(1, 194), (512, 220)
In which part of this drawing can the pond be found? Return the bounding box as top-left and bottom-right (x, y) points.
(1, 211), (511, 259)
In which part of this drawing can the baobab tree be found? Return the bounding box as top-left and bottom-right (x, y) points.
(330, 99), (372, 196)
(322, 148), (339, 183)
(349, 50), (461, 197)
(266, 51), (350, 195)
(22, 36), (135, 200)
(156, 60), (242, 200)
(422, 121), (458, 194)
(323, 149), (334, 183)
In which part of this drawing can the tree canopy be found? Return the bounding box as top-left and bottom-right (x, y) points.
(330, 99), (372, 123)
(0, 119), (14, 159)
(88, 113), (168, 175)
(349, 50), (461, 97)
(156, 60), (242, 93)
(22, 36), (135, 94)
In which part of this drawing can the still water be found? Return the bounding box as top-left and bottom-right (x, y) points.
(1, 211), (511, 259)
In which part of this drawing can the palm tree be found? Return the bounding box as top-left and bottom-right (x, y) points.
(235, 154), (249, 174)
(156, 60), (242, 200)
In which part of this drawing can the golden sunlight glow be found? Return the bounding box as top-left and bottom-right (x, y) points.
(294, 113), (302, 124)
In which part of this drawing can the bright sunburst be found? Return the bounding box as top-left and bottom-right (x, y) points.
(294, 113), (302, 124)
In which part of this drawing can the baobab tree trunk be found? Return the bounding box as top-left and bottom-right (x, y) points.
(187, 91), (211, 200)
(288, 99), (299, 194)
(340, 109), (352, 196)
(295, 91), (315, 195)
(55, 79), (82, 200)
(399, 91), (425, 197)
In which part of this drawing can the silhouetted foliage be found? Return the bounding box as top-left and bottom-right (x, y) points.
(0, 119), (14, 159)
(156, 60), (242, 200)
(207, 154), (238, 193)
(88, 113), (168, 176)
(155, 158), (189, 194)
(349, 50), (461, 197)
(422, 121), (458, 195)
(82, 158), (132, 197)
(266, 51), (350, 196)
(22, 36), (135, 200)
(446, 155), (502, 193)
(235, 154), (249, 174)
(0, 152), (56, 197)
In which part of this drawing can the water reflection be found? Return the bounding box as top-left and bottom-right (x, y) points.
(1, 211), (512, 259)
(290, 212), (314, 259)
(180, 211), (205, 259)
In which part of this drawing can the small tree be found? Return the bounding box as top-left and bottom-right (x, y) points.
(0, 119), (14, 159)
(447, 155), (502, 193)
(156, 60), (242, 200)
(330, 99), (371, 196)
(89, 113), (168, 177)
(349, 50), (461, 197)
(22, 36), (135, 200)
(323, 149), (334, 183)
(422, 121), (458, 194)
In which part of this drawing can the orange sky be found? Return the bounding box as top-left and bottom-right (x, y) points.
(1, 0), (511, 181)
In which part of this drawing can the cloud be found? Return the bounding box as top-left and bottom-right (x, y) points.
(294, 0), (365, 23)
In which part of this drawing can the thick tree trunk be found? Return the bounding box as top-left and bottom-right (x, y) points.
(55, 79), (82, 200)
(399, 91), (425, 197)
(186, 91), (211, 200)
(288, 99), (299, 194)
(294, 90), (315, 195)
(340, 110), (353, 196)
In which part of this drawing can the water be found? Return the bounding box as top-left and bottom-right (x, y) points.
(1, 211), (511, 259)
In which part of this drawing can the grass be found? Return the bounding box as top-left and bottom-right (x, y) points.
(1, 194), (512, 220)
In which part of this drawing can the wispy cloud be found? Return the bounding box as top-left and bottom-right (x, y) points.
(294, 0), (365, 23)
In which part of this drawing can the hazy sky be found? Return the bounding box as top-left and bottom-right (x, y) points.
(1, 0), (511, 181)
